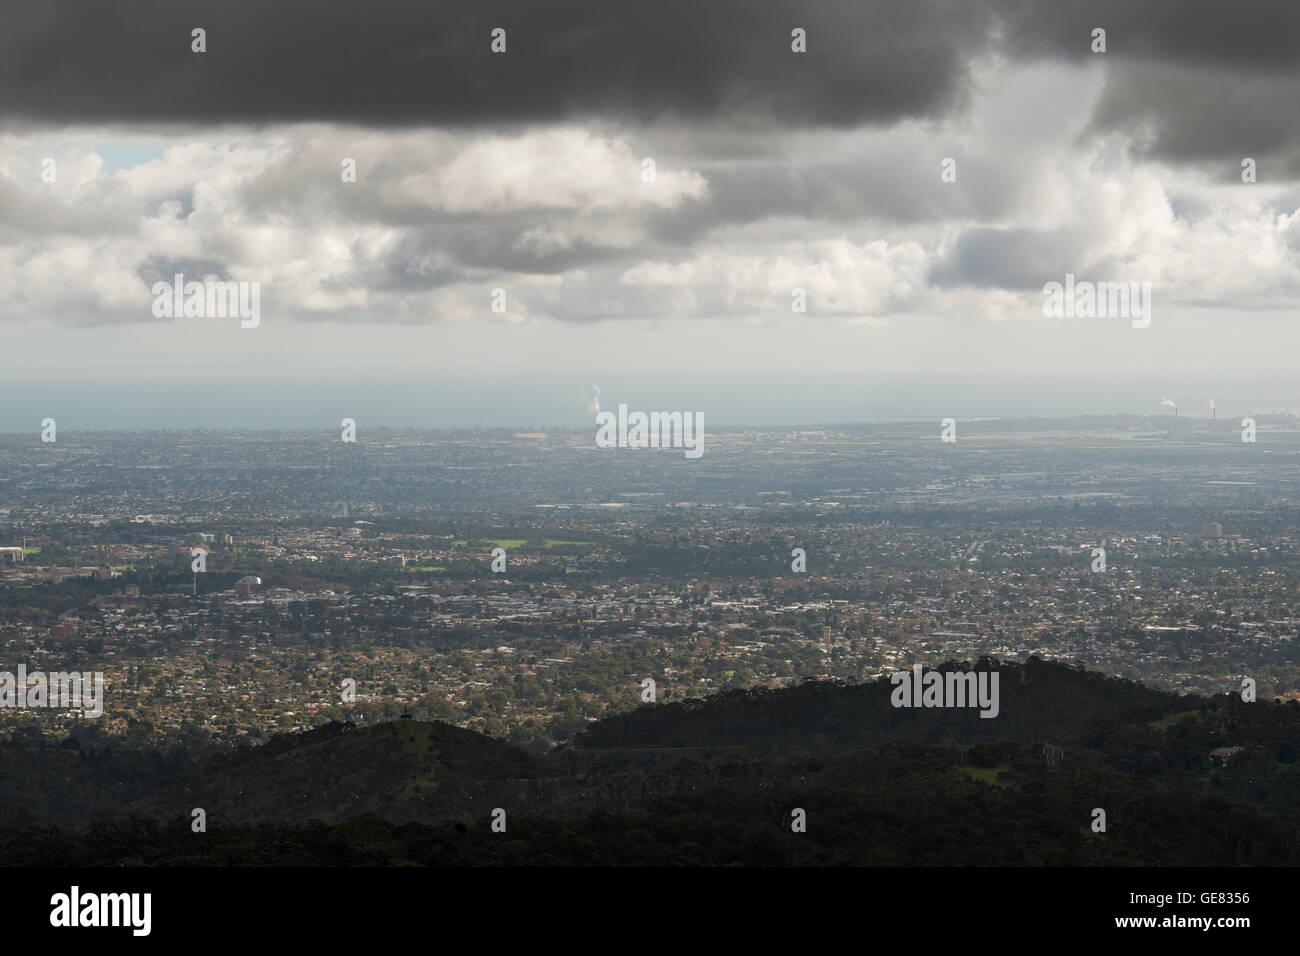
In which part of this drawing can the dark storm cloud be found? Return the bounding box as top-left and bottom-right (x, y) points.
(997, 0), (1300, 168)
(0, 0), (997, 126)
(1087, 62), (1300, 173)
(997, 0), (1300, 68)
(6, 0), (1295, 171)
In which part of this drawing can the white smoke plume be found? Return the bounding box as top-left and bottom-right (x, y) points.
(588, 385), (601, 415)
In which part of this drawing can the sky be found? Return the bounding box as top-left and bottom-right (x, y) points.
(1, 0), (1299, 428)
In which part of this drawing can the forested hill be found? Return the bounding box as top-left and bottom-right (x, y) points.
(565, 657), (1198, 758)
(126, 718), (540, 826)
(4, 657), (1300, 866)
(0, 718), (542, 829)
